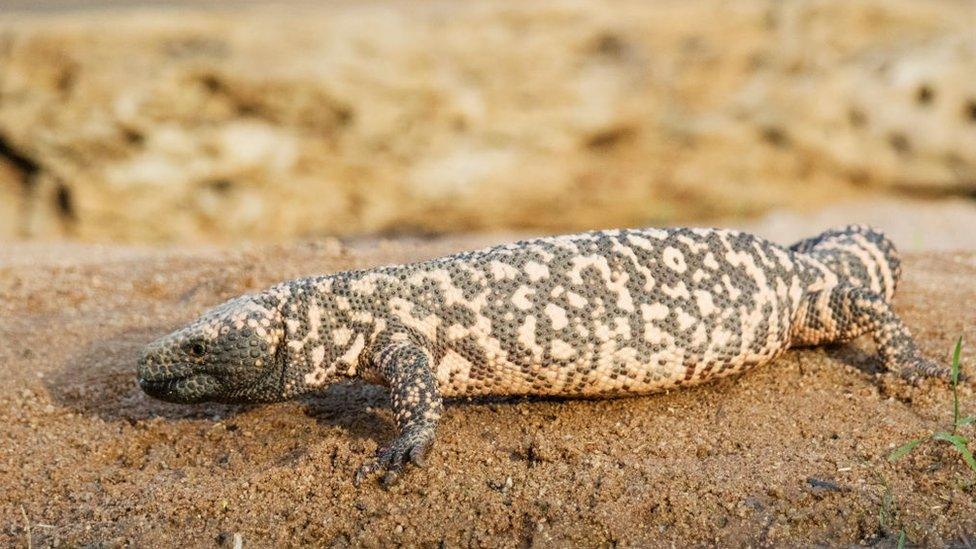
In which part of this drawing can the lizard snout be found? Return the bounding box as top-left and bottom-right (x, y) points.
(136, 343), (168, 382)
(136, 340), (191, 384)
(136, 343), (217, 403)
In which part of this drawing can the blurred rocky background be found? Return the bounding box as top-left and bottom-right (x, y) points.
(0, 0), (974, 243)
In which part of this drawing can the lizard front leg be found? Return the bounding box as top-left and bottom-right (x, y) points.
(795, 284), (950, 381)
(354, 341), (443, 486)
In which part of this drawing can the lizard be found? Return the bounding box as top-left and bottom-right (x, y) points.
(136, 224), (950, 485)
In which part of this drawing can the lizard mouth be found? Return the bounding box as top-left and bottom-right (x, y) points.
(138, 373), (216, 403)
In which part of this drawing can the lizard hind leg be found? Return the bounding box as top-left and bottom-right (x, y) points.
(789, 224), (902, 302)
(795, 284), (950, 382)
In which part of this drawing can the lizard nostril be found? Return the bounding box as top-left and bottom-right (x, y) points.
(137, 349), (165, 381)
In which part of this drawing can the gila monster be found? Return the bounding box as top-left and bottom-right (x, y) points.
(137, 225), (949, 484)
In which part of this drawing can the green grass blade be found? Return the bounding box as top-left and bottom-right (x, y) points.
(933, 432), (976, 473)
(932, 431), (965, 444)
(888, 439), (923, 462)
(951, 336), (963, 431)
(951, 336), (963, 386)
(959, 416), (975, 427)
(897, 530), (906, 549)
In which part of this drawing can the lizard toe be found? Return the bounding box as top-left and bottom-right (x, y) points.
(899, 357), (952, 384)
(353, 458), (380, 486)
(380, 470), (401, 487)
(355, 437), (427, 486)
(408, 439), (432, 467)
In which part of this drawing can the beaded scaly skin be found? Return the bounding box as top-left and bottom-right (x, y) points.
(137, 225), (948, 484)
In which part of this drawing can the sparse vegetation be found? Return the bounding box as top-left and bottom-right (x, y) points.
(872, 470), (908, 547)
(876, 474), (898, 536)
(888, 337), (976, 473)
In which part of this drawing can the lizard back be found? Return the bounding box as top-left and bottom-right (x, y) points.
(309, 227), (814, 397)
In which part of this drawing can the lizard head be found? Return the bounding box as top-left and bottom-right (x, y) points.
(137, 293), (287, 404)
(790, 224), (901, 300)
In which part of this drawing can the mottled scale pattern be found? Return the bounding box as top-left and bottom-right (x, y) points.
(303, 228), (803, 397)
(137, 224), (948, 484)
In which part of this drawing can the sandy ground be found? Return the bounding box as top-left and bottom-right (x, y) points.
(3, 0), (975, 541)
(1, 221), (976, 546)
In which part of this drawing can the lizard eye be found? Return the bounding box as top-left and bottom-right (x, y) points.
(186, 342), (207, 357)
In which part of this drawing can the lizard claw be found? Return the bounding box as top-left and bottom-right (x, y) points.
(408, 443), (428, 467)
(353, 432), (434, 487)
(353, 448), (401, 487)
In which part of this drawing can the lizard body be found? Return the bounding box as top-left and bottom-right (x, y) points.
(137, 225), (947, 483)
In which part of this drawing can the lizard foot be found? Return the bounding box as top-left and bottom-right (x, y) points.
(898, 356), (956, 384)
(354, 428), (434, 487)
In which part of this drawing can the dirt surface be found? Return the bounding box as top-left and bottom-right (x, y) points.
(1, 234), (975, 547)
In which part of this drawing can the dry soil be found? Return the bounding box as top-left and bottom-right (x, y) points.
(1, 234), (975, 547)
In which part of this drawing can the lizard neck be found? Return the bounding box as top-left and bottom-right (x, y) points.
(277, 273), (393, 397)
